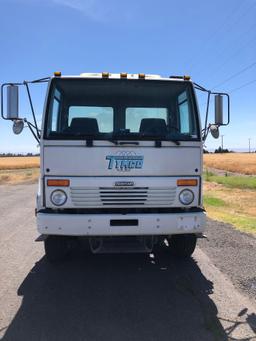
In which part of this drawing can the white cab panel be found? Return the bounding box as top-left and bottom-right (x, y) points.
(43, 144), (201, 177)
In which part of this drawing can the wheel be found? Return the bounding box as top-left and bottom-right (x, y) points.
(168, 234), (197, 258)
(44, 236), (69, 262)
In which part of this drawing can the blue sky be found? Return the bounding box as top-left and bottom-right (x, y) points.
(0, 0), (255, 152)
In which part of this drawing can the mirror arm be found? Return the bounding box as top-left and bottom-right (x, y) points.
(23, 82), (40, 139)
(25, 120), (40, 143)
(193, 82), (209, 92)
(193, 82), (212, 141)
(24, 119), (38, 131)
(202, 91), (211, 141)
(29, 77), (50, 84)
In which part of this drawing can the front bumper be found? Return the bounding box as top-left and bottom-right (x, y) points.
(37, 211), (206, 236)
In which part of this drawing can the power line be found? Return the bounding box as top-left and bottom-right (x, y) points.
(187, 1), (246, 71)
(188, 0), (256, 73)
(206, 24), (256, 77)
(228, 78), (256, 93)
(196, 77), (256, 107)
(211, 61), (256, 90)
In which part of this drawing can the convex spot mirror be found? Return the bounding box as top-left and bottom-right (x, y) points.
(13, 120), (24, 135)
(215, 95), (223, 125)
(7, 85), (19, 120)
(210, 124), (219, 139)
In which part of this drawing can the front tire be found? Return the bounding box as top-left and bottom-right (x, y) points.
(168, 234), (197, 258)
(44, 236), (69, 262)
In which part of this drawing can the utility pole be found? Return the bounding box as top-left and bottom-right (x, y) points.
(221, 135), (224, 150)
(248, 138), (251, 153)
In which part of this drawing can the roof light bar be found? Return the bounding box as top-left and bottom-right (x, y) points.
(169, 75), (183, 79)
(169, 75), (191, 80)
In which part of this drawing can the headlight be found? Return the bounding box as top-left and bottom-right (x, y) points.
(179, 189), (194, 205)
(50, 190), (67, 206)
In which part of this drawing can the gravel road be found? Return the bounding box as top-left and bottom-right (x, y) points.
(0, 184), (255, 341)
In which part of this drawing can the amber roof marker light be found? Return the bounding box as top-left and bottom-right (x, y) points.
(102, 72), (110, 78)
(54, 71), (62, 77)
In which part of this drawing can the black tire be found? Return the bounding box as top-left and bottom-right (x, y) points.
(168, 234), (197, 258)
(44, 236), (69, 262)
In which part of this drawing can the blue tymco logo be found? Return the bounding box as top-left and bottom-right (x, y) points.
(106, 152), (144, 171)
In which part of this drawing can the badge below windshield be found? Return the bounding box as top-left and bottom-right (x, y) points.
(106, 152), (144, 171)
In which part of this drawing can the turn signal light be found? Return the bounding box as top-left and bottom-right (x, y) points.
(138, 73), (145, 79)
(177, 179), (198, 186)
(102, 72), (109, 78)
(47, 179), (70, 187)
(120, 72), (127, 78)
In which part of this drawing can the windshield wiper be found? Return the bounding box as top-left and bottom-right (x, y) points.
(53, 132), (95, 146)
(107, 139), (139, 146)
(108, 131), (180, 146)
(107, 130), (140, 145)
(139, 133), (180, 146)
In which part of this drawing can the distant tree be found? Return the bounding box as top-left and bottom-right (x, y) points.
(214, 146), (231, 153)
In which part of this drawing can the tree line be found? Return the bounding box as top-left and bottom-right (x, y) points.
(0, 153), (40, 157)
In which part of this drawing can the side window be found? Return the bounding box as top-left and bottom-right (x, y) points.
(178, 91), (190, 134)
(51, 89), (61, 132)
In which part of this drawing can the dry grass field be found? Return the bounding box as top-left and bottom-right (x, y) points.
(0, 156), (40, 170)
(204, 182), (256, 234)
(0, 157), (40, 184)
(203, 153), (256, 234)
(204, 153), (256, 175)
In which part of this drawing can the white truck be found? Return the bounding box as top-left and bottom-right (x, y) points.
(1, 72), (230, 261)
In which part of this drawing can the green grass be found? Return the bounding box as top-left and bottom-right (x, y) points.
(203, 195), (226, 207)
(205, 206), (256, 234)
(204, 188), (256, 234)
(203, 171), (256, 190)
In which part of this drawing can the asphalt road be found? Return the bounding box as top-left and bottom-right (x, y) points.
(0, 184), (255, 341)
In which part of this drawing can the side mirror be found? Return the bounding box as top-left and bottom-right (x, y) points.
(13, 120), (24, 135)
(215, 95), (223, 125)
(210, 124), (219, 139)
(7, 85), (19, 120)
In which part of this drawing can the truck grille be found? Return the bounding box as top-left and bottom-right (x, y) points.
(70, 186), (177, 207)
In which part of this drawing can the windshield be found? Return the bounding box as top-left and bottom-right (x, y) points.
(44, 78), (200, 141)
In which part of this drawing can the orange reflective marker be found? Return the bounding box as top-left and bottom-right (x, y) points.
(177, 179), (198, 186)
(47, 179), (70, 187)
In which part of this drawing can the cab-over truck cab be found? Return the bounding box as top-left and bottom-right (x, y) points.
(1, 72), (230, 261)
